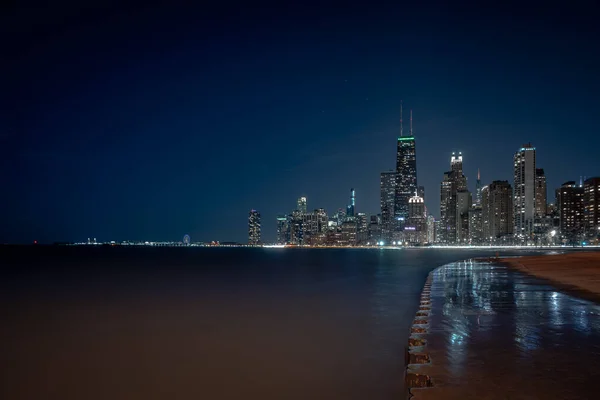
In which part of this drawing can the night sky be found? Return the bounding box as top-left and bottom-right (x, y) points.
(3, 1), (599, 244)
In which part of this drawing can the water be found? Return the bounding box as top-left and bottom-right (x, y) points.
(410, 259), (600, 399)
(0, 246), (586, 399)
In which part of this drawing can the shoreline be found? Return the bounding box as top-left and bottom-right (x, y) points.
(497, 252), (600, 304)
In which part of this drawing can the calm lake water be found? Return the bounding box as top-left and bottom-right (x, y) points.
(0, 246), (585, 399)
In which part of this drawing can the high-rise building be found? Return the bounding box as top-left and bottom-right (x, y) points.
(297, 197), (307, 214)
(535, 168), (547, 217)
(394, 108), (418, 223)
(369, 215), (382, 243)
(468, 206), (483, 244)
(289, 210), (303, 245)
(456, 190), (472, 243)
(407, 192), (426, 244)
(513, 144), (536, 241)
(439, 152), (467, 244)
(380, 171), (396, 241)
(248, 210), (261, 245)
(482, 181), (513, 243)
(340, 220), (357, 246)
(276, 215), (288, 244)
(584, 177), (600, 238)
(356, 213), (369, 245)
(558, 181), (584, 243)
(427, 215), (436, 243)
(346, 188), (356, 217)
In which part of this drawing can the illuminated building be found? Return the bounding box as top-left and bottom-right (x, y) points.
(482, 181), (513, 243)
(535, 168), (547, 217)
(380, 170), (396, 242)
(407, 192), (426, 244)
(340, 220), (357, 246)
(297, 197), (307, 214)
(558, 181), (584, 243)
(456, 190), (472, 243)
(356, 213), (369, 245)
(369, 215), (382, 243)
(289, 210), (303, 245)
(394, 107), (418, 224)
(346, 188), (356, 217)
(276, 215), (288, 244)
(248, 210), (261, 245)
(475, 169), (482, 206)
(439, 152), (467, 244)
(427, 215), (436, 243)
(513, 143), (536, 242)
(468, 206), (483, 244)
(584, 177), (600, 238)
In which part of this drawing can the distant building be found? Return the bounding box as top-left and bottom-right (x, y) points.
(248, 210), (261, 245)
(356, 213), (369, 245)
(380, 171), (396, 242)
(513, 143), (536, 242)
(456, 190), (472, 244)
(535, 168), (547, 217)
(558, 181), (584, 243)
(340, 220), (357, 246)
(427, 215), (436, 244)
(346, 188), (356, 217)
(395, 109), (418, 225)
(439, 152), (467, 244)
(276, 215), (288, 244)
(468, 206), (483, 244)
(584, 177), (600, 239)
(407, 192), (426, 244)
(475, 169), (482, 207)
(369, 215), (382, 243)
(482, 181), (513, 243)
(297, 197), (307, 214)
(289, 210), (304, 245)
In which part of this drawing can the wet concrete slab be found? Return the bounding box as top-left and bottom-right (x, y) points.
(407, 260), (600, 399)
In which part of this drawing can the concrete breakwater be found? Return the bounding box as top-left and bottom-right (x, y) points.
(404, 258), (600, 399)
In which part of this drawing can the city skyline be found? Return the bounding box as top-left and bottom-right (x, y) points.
(3, 2), (600, 243)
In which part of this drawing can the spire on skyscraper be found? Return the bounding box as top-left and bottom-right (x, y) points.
(410, 109), (413, 136)
(400, 101), (403, 137)
(477, 168), (481, 181)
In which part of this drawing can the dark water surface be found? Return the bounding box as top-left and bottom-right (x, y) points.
(0, 247), (579, 399)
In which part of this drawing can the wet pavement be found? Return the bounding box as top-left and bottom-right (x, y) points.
(407, 260), (600, 399)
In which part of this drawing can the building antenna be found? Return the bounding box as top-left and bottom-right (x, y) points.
(400, 101), (403, 137)
(410, 109), (413, 136)
(477, 168), (481, 181)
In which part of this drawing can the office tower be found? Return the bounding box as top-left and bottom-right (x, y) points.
(248, 210), (261, 245)
(369, 215), (382, 243)
(427, 215), (436, 243)
(340, 220), (357, 246)
(482, 181), (513, 243)
(535, 168), (547, 217)
(347, 188), (356, 217)
(356, 213), (369, 245)
(439, 152), (468, 244)
(297, 197), (307, 214)
(456, 190), (472, 243)
(336, 208), (346, 225)
(468, 206), (483, 244)
(276, 215), (288, 244)
(513, 143), (536, 241)
(380, 171), (396, 241)
(407, 192), (426, 244)
(475, 169), (482, 206)
(289, 210), (304, 245)
(584, 177), (600, 238)
(394, 108), (418, 223)
(558, 181), (585, 242)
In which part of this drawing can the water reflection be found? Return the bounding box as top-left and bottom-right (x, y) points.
(427, 261), (600, 398)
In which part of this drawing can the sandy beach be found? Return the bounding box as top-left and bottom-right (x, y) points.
(499, 251), (600, 302)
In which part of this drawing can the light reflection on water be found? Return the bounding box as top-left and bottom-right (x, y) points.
(426, 261), (600, 398)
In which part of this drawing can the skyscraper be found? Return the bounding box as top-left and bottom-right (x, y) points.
(380, 171), (396, 241)
(513, 143), (536, 241)
(535, 168), (547, 217)
(482, 181), (513, 242)
(407, 192), (426, 244)
(584, 177), (600, 238)
(276, 215), (288, 244)
(456, 190), (472, 243)
(346, 188), (355, 217)
(439, 152), (467, 244)
(394, 108), (418, 223)
(558, 181), (584, 243)
(248, 210), (261, 245)
(297, 197), (307, 214)
(475, 169), (482, 206)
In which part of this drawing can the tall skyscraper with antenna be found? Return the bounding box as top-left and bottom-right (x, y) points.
(394, 106), (418, 225)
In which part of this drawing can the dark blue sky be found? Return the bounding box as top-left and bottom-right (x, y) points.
(2, 1), (599, 243)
